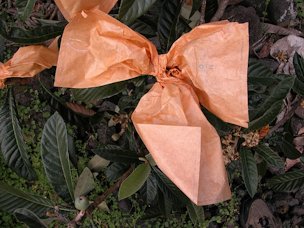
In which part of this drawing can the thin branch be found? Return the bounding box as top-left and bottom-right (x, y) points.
(68, 166), (133, 227)
(199, 0), (207, 24)
(86, 166), (133, 215)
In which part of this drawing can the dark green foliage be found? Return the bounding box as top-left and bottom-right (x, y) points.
(0, 89), (36, 180)
(41, 112), (74, 202)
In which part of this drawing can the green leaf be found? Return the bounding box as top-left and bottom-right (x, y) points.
(240, 148), (258, 198)
(277, 139), (302, 159)
(248, 100), (282, 131)
(71, 81), (128, 104)
(14, 208), (47, 228)
(0, 16), (65, 44)
(293, 52), (304, 82)
(0, 182), (53, 216)
(187, 202), (204, 225)
(118, 163), (151, 200)
(158, 0), (183, 52)
(0, 89), (36, 180)
(190, 0), (202, 17)
(248, 59), (273, 79)
(140, 174), (158, 204)
(293, 77), (304, 96)
(251, 76), (294, 120)
(254, 144), (284, 170)
(106, 162), (129, 182)
(74, 167), (95, 198)
(17, 0), (37, 21)
(119, 0), (158, 24)
(268, 170), (304, 192)
(39, 79), (86, 125)
(41, 112), (74, 202)
(152, 167), (189, 206)
(129, 19), (156, 37)
(93, 145), (139, 163)
(202, 107), (232, 136)
(67, 134), (78, 168)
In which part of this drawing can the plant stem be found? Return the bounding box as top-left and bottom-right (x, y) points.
(86, 166), (133, 215)
(68, 166), (133, 226)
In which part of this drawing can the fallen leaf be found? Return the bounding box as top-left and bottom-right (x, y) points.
(245, 199), (282, 228)
(270, 35), (304, 74)
(285, 158), (301, 171)
(88, 155), (110, 172)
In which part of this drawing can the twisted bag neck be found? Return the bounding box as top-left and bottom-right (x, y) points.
(54, 9), (249, 205)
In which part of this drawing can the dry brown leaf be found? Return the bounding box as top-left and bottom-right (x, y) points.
(298, 127), (304, 135)
(293, 136), (304, 146)
(245, 199), (282, 228)
(66, 102), (96, 117)
(285, 158), (301, 171)
(270, 35), (304, 74)
(262, 23), (303, 37)
(259, 125), (270, 139)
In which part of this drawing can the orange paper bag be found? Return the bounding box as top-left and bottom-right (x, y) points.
(0, 0), (117, 88)
(0, 40), (58, 88)
(54, 9), (249, 205)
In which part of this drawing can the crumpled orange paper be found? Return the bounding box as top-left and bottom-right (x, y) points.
(0, 0), (249, 205)
(0, 40), (58, 88)
(54, 8), (249, 205)
(0, 0), (118, 88)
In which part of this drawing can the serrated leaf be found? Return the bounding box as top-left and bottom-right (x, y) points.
(254, 144), (284, 170)
(0, 89), (36, 180)
(130, 20), (156, 37)
(93, 145), (139, 163)
(158, 0), (183, 52)
(248, 59), (273, 78)
(190, 0), (202, 17)
(293, 52), (304, 82)
(251, 76), (294, 120)
(119, 0), (158, 24)
(277, 139), (302, 159)
(0, 16), (65, 44)
(41, 112), (74, 202)
(268, 170), (304, 192)
(152, 167), (189, 206)
(248, 100), (282, 131)
(16, 0), (37, 21)
(14, 208), (47, 228)
(240, 148), (258, 198)
(0, 182), (53, 216)
(74, 167), (95, 198)
(118, 163), (151, 200)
